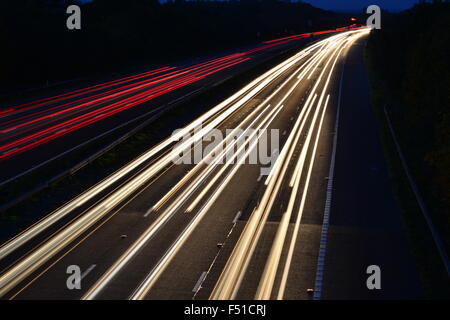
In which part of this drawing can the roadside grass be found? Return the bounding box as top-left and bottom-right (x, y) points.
(365, 43), (450, 299)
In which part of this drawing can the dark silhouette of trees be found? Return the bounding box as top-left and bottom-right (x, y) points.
(0, 0), (347, 92)
(367, 2), (450, 252)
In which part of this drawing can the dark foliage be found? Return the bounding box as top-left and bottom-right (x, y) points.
(0, 0), (347, 92)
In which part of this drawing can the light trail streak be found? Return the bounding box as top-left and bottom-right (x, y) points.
(84, 100), (285, 300)
(210, 29), (369, 300)
(256, 93), (330, 300)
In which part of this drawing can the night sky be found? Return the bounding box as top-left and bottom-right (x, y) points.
(303, 0), (420, 12)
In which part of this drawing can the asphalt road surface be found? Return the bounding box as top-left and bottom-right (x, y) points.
(0, 28), (422, 300)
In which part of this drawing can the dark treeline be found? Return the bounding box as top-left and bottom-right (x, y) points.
(367, 2), (449, 251)
(0, 0), (349, 93)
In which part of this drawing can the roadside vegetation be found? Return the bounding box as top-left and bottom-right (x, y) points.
(366, 1), (450, 298)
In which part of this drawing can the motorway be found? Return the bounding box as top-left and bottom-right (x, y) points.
(0, 26), (355, 183)
(0, 28), (422, 300)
